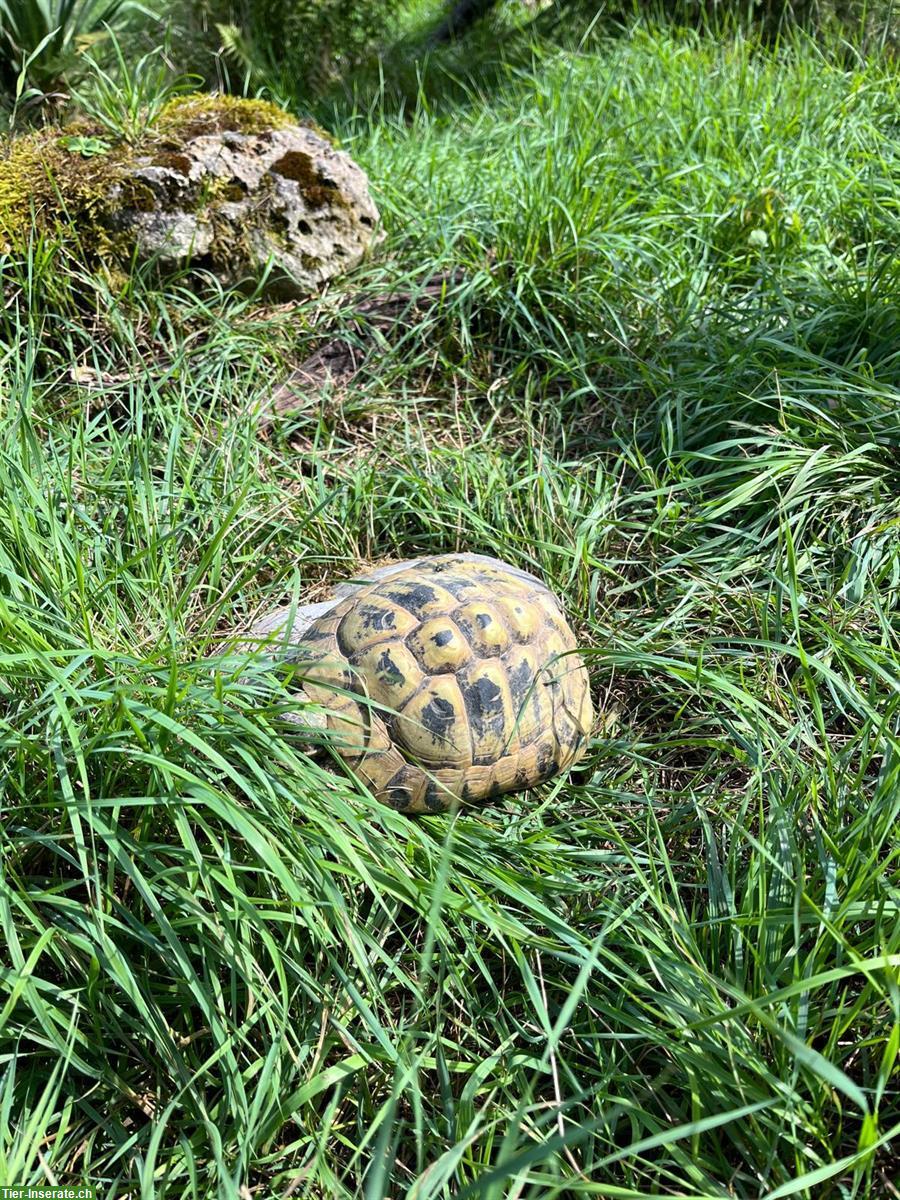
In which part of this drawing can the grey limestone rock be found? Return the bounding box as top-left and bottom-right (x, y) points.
(107, 124), (380, 297)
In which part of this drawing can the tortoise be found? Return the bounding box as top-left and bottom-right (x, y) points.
(244, 553), (593, 813)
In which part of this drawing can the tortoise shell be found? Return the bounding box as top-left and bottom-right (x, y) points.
(288, 554), (592, 812)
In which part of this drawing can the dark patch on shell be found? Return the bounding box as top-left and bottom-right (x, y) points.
(376, 649), (405, 687)
(384, 582), (439, 618)
(436, 576), (483, 602)
(296, 624), (332, 642)
(420, 694), (456, 743)
(507, 603), (532, 643)
(358, 604), (397, 632)
(464, 675), (507, 764)
(554, 713), (577, 749)
(536, 745), (558, 778)
(507, 657), (535, 709)
(424, 781), (448, 812)
(384, 768), (414, 810)
(466, 676), (504, 720)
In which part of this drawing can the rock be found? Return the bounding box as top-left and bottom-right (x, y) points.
(106, 123), (380, 297)
(0, 96), (379, 298)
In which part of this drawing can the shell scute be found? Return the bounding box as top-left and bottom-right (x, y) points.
(504, 646), (544, 746)
(407, 617), (471, 673)
(322, 695), (369, 758)
(351, 641), (423, 709)
(296, 651), (355, 695)
(382, 763), (428, 811)
(337, 596), (418, 655)
(394, 675), (472, 766)
(495, 595), (542, 643)
(461, 659), (516, 763)
(453, 601), (511, 656)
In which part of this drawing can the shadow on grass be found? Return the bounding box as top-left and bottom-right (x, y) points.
(312, 0), (893, 125)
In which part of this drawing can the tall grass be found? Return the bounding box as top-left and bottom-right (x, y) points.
(1, 17), (899, 1198)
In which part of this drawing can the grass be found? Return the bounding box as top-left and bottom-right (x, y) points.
(1, 11), (900, 1198)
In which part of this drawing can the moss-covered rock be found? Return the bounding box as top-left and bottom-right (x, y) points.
(0, 94), (380, 298)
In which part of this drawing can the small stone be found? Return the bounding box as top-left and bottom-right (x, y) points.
(105, 122), (380, 298)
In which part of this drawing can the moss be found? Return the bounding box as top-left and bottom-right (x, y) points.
(157, 94), (297, 141)
(0, 129), (134, 252)
(155, 94), (336, 147)
(219, 182), (247, 202)
(151, 151), (192, 176)
(116, 176), (158, 214)
(269, 150), (343, 209)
